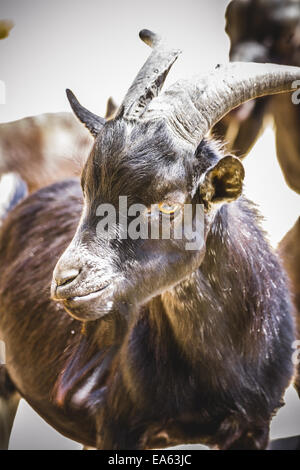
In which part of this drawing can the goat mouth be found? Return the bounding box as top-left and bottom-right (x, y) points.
(65, 284), (112, 303)
(61, 284), (115, 321)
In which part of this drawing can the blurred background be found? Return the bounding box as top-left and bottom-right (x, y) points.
(0, 0), (299, 449)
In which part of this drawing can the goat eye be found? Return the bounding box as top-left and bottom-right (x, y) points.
(157, 202), (181, 215)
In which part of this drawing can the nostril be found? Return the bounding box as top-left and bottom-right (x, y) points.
(55, 268), (80, 288)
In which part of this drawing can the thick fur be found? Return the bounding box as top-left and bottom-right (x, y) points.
(0, 138), (295, 449)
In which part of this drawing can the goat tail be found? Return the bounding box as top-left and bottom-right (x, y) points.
(0, 172), (28, 223)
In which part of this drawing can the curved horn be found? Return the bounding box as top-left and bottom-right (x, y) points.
(66, 89), (106, 137)
(117, 29), (181, 119)
(145, 62), (300, 146)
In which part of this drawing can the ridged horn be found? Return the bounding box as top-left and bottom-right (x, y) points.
(144, 62), (300, 146)
(117, 29), (181, 119)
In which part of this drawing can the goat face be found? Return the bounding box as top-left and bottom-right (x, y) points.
(51, 118), (244, 321)
(51, 30), (300, 322)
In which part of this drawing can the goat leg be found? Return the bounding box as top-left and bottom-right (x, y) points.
(220, 425), (270, 450)
(0, 366), (20, 449)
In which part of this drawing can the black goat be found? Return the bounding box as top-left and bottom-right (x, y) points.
(0, 30), (299, 450)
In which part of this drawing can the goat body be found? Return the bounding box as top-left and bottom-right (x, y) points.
(0, 29), (299, 450)
(0, 141), (295, 449)
(0, 113), (93, 193)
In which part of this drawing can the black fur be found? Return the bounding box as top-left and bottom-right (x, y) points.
(0, 134), (295, 449)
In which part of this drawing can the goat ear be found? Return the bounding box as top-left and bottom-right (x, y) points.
(66, 89), (106, 137)
(200, 155), (245, 205)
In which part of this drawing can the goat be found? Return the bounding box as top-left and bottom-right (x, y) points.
(0, 113), (92, 193)
(0, 29), (300, 450)
(0, 98), (117, 194)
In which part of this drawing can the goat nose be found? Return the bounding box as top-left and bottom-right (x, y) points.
(55, 268), (80, 287)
